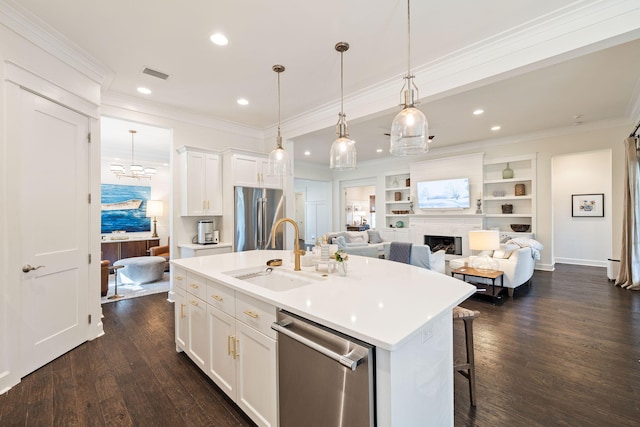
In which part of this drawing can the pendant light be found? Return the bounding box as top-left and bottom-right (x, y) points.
(329, 42), (356, 170)
(389, 0), (428, 156)
(267, 65), (292, 176)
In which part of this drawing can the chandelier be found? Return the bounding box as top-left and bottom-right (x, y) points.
(110, 130), (156, 179)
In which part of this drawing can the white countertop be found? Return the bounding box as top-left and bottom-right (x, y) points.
(171, 250), (475, 351)
(178, 242), (232, 250)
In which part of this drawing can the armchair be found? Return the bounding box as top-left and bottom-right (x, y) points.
(149, 237), (170, 271)
(383, 243), (446, 274)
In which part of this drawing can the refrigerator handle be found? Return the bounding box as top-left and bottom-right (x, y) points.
(262, 197), (268, 248)
(257, 198), (263, 249)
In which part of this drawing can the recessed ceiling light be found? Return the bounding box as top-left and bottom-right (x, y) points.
(210, 33), (228, 46)
(237, 98), (249, 106)
(304, 151), (311, 156)
(137, 87), (151, 95)
(376, 149), (383, 153)
(473, 109), (484, 115)
(491, 125), (501, 131)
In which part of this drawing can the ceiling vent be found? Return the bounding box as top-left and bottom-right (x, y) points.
(142, 67), (169, 80)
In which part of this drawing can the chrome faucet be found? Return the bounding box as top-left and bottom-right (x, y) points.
(272, 218), (306, 271)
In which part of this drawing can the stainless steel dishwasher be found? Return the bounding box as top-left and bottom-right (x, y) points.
(271, 310), (376, 427)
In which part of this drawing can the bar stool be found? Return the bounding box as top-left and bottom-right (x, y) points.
(453, 306), (480, 406)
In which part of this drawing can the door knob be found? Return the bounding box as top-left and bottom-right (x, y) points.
(22, 264), (45, 273)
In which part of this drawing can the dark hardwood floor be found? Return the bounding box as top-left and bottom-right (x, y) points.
(1, 264), (639, 426)
(454, 264), (640, 426)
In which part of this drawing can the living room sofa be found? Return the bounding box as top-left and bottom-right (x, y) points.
(325, 230), (389, 258)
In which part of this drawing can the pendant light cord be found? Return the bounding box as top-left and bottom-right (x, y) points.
(407, 0), (411, 77)
(340, 49), (344, 116)
(277, 70), (282, 145)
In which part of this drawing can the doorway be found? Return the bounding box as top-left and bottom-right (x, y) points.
(340, 178), (377, 230)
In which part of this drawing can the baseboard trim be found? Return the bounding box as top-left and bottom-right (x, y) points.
(554, 258), (607, 268)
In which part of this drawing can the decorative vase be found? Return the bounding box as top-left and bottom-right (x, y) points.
(338, 262), (348, 276)
(502, 163), (514, 179)
(515, 183), (525, 196)
(501, 203), (513, 214)
(475, 199), (482, 214)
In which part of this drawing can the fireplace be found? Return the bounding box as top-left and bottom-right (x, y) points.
(424, 235), (462, 256)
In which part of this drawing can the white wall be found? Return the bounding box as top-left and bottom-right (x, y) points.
(552, 150), (612, 266)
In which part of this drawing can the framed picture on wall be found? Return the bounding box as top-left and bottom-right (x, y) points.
(572, 193), (604, 217)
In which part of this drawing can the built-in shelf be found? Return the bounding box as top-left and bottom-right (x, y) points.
(483, 155), (536, 234)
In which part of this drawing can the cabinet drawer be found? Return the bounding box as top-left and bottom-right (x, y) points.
(236, 292), (277, 340)
(173, 267), (187, 290)
(186, 272), (208, 300)
(207, 280), (235, 316)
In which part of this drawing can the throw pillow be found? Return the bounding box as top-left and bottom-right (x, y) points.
(492, 243), (519, 259)
(367, 230), (382, 244)
(332, 236), (347, 248)
(346, 231), (367, 243)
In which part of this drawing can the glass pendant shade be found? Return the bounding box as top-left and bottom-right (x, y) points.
(267, 141), (291, 176)
(389, 106), (428, 155)
(329, 135), (356, 170)
(329, 42), (356, 170)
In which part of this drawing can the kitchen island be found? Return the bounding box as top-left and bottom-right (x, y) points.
(172, 250), (475, 426)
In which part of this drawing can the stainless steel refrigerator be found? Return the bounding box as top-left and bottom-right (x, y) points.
(234, 186), (285, 251)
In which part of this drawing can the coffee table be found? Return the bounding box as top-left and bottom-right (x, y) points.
(451, 266), (505, 304)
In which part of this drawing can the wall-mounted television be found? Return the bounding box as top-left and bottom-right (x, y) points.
(416, 177), (470, 209)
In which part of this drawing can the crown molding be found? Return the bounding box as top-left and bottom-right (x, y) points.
(101, 92), (265, 140)
(0, 0), (113, 85)
(279, 0), (640, 140)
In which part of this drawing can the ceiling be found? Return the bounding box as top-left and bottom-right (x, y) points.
(9, 0), (640, 166)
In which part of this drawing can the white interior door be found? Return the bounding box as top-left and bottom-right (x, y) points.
(19, 91), (90, 376)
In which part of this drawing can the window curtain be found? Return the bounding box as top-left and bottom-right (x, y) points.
(616, 136), (640, 290)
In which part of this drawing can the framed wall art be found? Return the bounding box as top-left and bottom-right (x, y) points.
(571, 193), (604, 217)
(101, 184), (151, 233)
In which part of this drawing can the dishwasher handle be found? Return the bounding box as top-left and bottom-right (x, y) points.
(271, 321), (363, 371)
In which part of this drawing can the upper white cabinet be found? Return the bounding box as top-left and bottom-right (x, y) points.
(178, 146), (222, 216)
(232, 153), (282, 189)
(483, 155), (536, 235)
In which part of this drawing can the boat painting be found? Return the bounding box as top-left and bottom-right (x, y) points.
(101, 184), (151, 233)
(101, 199), (143, 211)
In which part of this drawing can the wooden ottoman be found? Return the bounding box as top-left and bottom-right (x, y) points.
(113, 256), (166, 284)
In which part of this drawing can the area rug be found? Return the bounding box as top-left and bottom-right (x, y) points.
(101, 272), (170, 304)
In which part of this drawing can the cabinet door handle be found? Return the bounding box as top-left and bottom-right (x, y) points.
(243, 310), (259, 319)
(175, 276), (183, 280)
(228, 335), (233, 356)
(211, 295), (223, 302)
(190, 300), (199, 307)
(189, 283), (199, 289)
(207, 200), (211, 210)
(180, 303), (186, 319)
(234, 338), (240, 359)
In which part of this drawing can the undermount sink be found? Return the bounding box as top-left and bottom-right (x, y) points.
(224, 266), (320, 292)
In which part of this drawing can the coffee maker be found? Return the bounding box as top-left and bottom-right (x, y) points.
(197, 220), (218, 244)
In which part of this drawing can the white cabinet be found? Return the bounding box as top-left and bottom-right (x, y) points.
(380, 228), (410, 243)
(174, 273), (278, 427)
(483, 155), (536, 235)
(232, 153), (281, 189)
(185, 273), (209, 370)
(179, 147), (222, 216)
(235, 320), (278, 426)
(384, 172), (411, 229)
